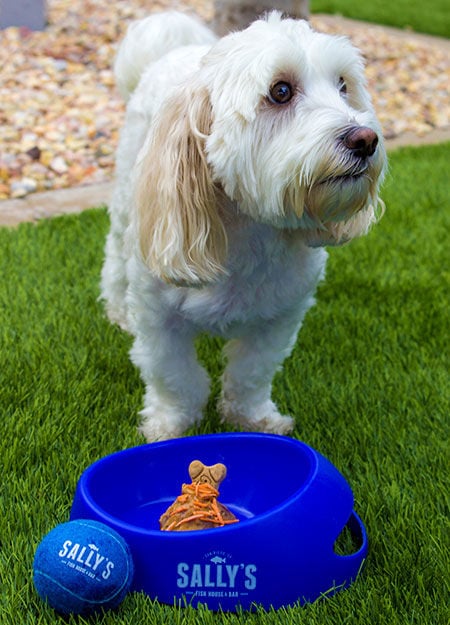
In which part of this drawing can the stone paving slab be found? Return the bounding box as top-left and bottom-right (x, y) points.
(0, 181), (113, 227)
(314, 14), (450, 50)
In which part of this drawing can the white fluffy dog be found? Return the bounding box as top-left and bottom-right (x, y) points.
(101, 11), (386, 441)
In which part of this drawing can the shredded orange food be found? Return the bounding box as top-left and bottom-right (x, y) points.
(162, 481), (238, 530)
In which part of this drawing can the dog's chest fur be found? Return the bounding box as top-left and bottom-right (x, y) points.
(170, 221), (327, 336)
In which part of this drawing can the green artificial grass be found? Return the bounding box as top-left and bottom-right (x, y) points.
(1, 143), (449, 625)
(311, 0), (450, 38)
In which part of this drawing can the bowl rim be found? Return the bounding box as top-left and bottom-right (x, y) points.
(76, 433), (342, 538)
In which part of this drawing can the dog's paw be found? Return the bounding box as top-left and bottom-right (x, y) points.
(138, 407), (198, 442)
(252, 412), (294, 435)
(138, 420), (184, 442)
(103, 303), (130, 333)
(219, 397), (294, 435)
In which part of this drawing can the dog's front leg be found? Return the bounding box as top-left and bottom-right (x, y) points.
(130, 323), (210, 442)
(219, 311), (304, 434)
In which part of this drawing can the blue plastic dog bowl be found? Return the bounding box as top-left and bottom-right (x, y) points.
(70, 433), (367, 610)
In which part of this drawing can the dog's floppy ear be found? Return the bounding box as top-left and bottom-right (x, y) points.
(134, 83), (227, 286)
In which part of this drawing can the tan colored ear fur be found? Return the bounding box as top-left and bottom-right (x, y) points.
(134, 84), (227, 286)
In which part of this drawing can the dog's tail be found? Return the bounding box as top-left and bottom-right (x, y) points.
(114, 11), (217, 101)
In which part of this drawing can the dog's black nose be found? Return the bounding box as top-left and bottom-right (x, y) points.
(344, 127), (379, 158)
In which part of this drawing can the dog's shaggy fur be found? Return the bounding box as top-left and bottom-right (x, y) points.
(101, 11), (386, 441)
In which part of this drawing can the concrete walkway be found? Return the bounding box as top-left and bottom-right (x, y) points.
(0, 181), (114, 227)
(314, 14), (450, 50)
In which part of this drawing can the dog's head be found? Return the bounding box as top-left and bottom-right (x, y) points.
(136, 12), (386, 285)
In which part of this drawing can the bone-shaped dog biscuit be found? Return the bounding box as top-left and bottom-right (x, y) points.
(159, 460), (238, 531)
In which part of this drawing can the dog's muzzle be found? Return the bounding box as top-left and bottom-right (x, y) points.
(319, 126), (380, 185)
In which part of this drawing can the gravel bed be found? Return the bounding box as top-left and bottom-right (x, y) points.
(0, 0), (448, 200)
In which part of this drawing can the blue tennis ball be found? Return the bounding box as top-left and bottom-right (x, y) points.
(33, 519), (134, 615)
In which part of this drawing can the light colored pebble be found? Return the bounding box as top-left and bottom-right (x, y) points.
(11, 177), (38, 197)
(49, 156), (69, 175)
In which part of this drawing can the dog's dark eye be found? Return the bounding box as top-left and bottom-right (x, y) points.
(269, 81), (293, 104)
(338, 77), (347, 96)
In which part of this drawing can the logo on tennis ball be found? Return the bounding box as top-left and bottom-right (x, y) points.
(58, 540), (115, 580)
